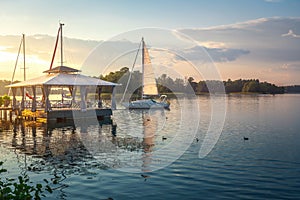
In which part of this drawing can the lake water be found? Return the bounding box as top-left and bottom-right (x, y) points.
(0, 94), (300, 199)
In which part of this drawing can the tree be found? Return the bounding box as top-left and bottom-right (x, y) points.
(2, 95), (11, 107)
(242, 81), (260, 92)
(197, 81), (208, 93)
(186, 77), (197, 93)
(174, 78), (185, 93)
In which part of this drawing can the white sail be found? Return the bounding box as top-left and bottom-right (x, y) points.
(122, 38), (170, 109)
(142, 40), (158, 96)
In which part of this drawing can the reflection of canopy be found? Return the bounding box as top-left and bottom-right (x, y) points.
(8, 73), (119, 87)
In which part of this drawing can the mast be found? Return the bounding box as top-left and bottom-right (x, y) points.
(8, 35), (23, 96)
(120, 39), (142, 103)
(60, 22), (64, 66)
(23, 34), (26, 81)
(49, 22), (64, 70)
(141, 37), (144, 99)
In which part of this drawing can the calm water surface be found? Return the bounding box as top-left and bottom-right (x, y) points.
(0, 94), (300, 199)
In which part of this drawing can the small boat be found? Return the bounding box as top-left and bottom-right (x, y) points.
(122, 38), (170, 109)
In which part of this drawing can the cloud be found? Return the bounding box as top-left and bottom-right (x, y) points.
(199, 41), (226, 49)
(178, 17), (300, 62)
(277, 63), (300, 71)
(176, 17), (300, 85)
(0, 34), (99, 80)
(264, 0), (283, 3)
(206, 47), (250, 62)
(174, 45), (250, 63)
(281, 29), (300, 38)
(189, 18), (269, 32)
(0, 34), (100, 63)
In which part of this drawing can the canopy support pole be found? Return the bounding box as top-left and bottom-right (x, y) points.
(71, 86), (77, 106)
(12, 88), (17, 110)
(20, 87), (25, 111)
(43, 85), (52, 112)
(98, 86), (102, 108)
(111, 86), (116, 110)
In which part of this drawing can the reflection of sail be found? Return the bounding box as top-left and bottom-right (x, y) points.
(142, 112), (156, 172)
(142, 41), (158, 96)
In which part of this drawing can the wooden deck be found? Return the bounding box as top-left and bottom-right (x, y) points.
(47, 108), (112, 122)
(0, 106), (113, 124)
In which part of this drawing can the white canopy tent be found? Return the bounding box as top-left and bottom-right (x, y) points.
(7, 66), (120, 112)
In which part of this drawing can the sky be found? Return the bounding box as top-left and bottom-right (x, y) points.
(0, 0), (300, 85)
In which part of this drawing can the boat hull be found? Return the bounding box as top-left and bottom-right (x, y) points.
(123, 99), (170, 109)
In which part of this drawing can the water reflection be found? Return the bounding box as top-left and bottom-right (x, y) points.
(142, 112), (156, 173)
(1, 98), (188, 179)
(0, 109), (165, 174)
(0, 107), (172, 200)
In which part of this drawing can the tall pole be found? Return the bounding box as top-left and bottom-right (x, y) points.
(60, 23), (64, 66)
(23, 34), (26, 81)
(141, 37), (144, 100)
(49, 26), (61, 70)
(22, 34), (26, 104)
(8, 36), (23, 96)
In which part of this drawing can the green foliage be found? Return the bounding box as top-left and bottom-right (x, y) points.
(100, 67), (143, 96)
(99, 67), (284, 95)
(2, 95), (10, 101)
(0, 161), (53, 200)
(224, 79), (247, 93)
(242, 80), (260, 92)
(101, 67), (130, 83)
(2, 95), (11, 107)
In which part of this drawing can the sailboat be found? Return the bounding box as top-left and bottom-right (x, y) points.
(123, 38), (170, 109)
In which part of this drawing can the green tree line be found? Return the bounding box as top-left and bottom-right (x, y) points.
(99, 67), (285, 95)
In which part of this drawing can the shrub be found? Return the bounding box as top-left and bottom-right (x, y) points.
(2, 95), (10, 107)
(0, 161), (53, 200)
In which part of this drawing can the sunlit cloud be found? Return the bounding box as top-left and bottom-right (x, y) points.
(0, 50), (17, 62)
(174, 46), (250, 63)
(199, 41), (227, 49)
(191, 18), (269, 32)
(281, 29), (300, 38)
